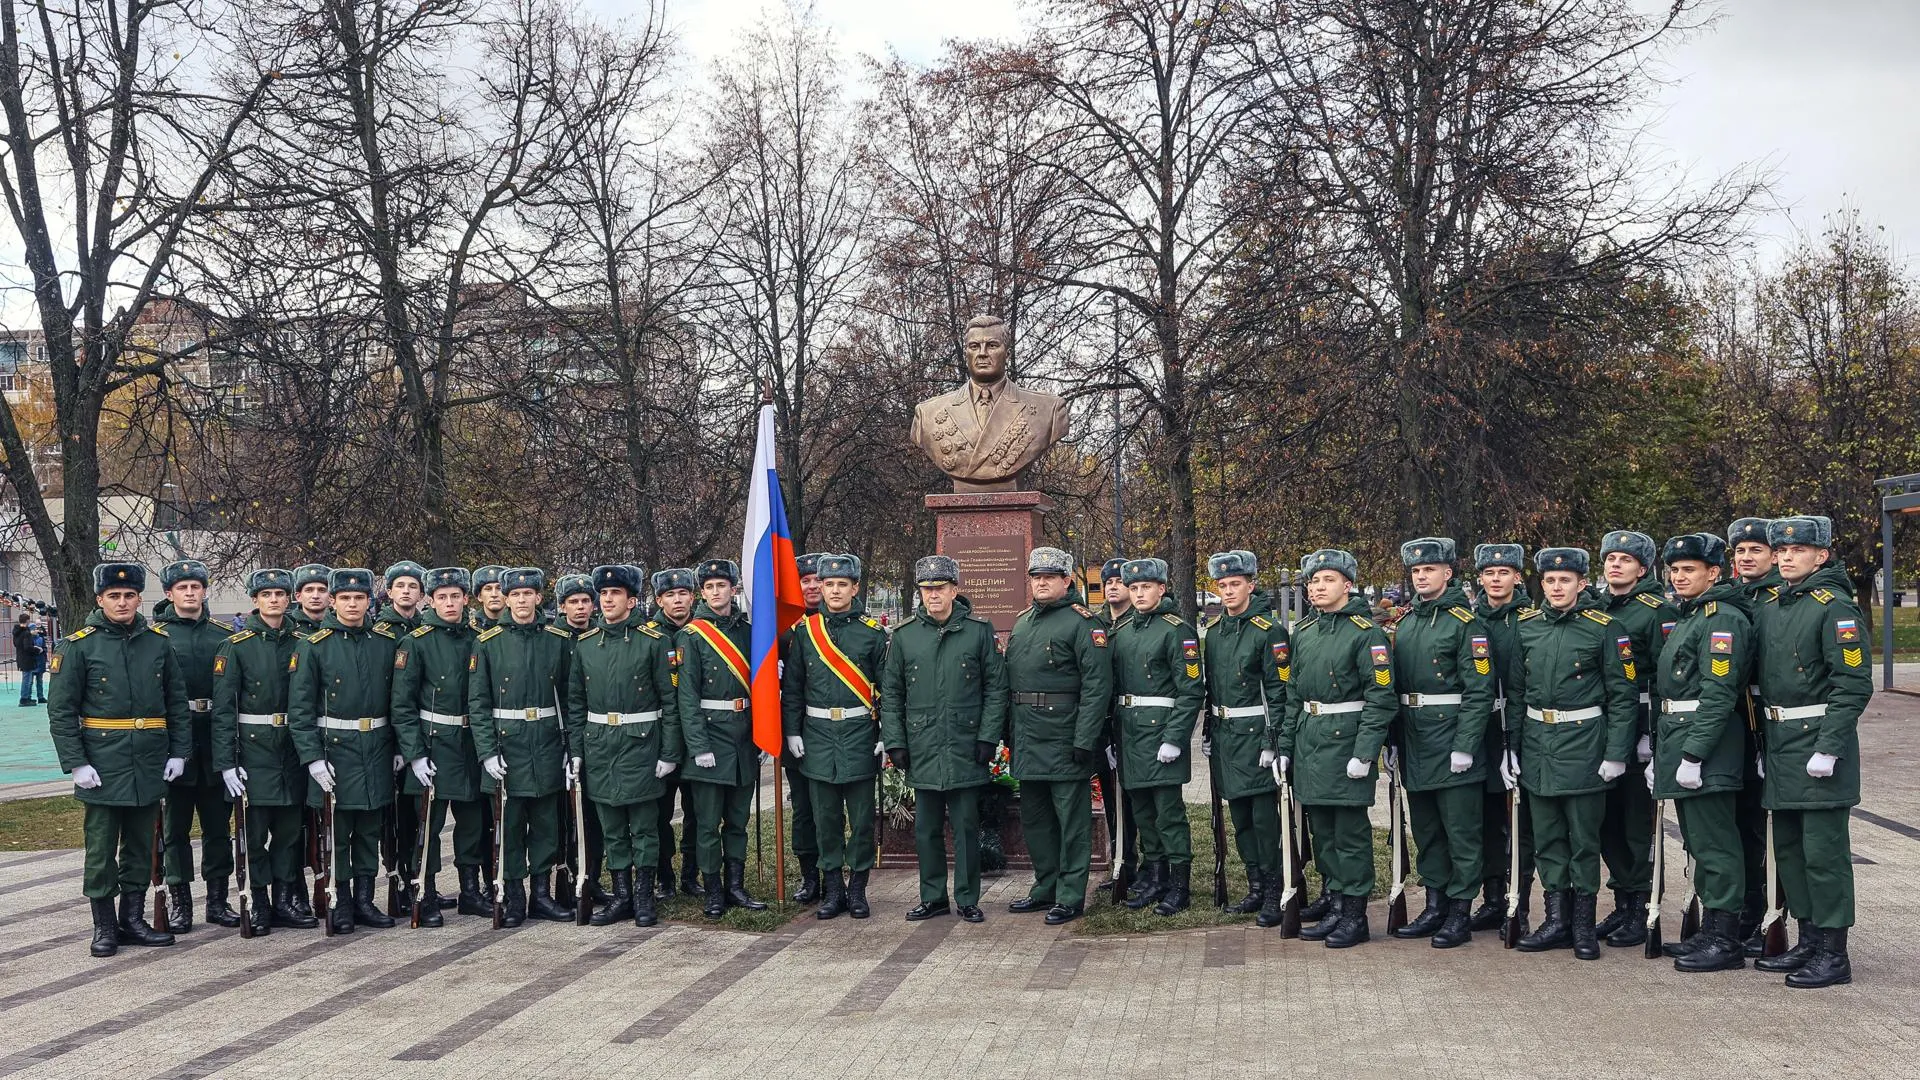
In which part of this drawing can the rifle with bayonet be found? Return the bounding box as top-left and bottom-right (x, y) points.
(571, 753), (591, 926)
(1750, 689), (1787, 957)
(235, 791), (253, 938)
(383, 774), (404, 916)
(316, 787), (337, 935)
(1205, 719), (1228, 908)
(1276, 760), (1302, 938)
(409, 772), (434, 928)
(491, 782), (507, 929)
(149, 797), (170, 931)
(1384, 749), (1411, 934)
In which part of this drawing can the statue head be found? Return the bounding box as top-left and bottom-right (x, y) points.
(963, 315), (1012, 385)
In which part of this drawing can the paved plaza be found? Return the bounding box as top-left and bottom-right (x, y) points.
(0, 693), (1915, 1079)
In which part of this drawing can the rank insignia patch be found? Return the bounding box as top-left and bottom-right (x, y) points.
(1370, 644), (1389, 667)
(1091, 628), (1108, 648)
(48, 654), (61, 674)
(1470, 636), (1489, 658)
(287, 654), (298, 672)
(1843, 646), (1863, 668)
(467, 654), (477, 672)
(1374, 668), (1391, 686)
(393, 650), (407, 669)
(1186, 663), (1200, 679)
(1710, 631), (1733, 654)
(1182, 639), (1199, 661)
(1836, 619), (1859, 643)
(1474, 659), (1491, 676)
(1711, 658), (1731, 678)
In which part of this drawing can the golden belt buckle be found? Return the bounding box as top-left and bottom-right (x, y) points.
(1304, 702), (1321, 716)
(526, 707), (539, 721)
(358, 717), (373, 732)
(273, 713), (287, 726)
(607, 712), (622, 726)
(734, 698), (748, 712)
(133, 717), (149, 730)
(829, 707), (845, 720)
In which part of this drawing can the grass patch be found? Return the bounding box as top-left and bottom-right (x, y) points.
(0, 795), (87, 850)
(646, 811), (808, 933)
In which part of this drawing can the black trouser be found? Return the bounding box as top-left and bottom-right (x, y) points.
(654, 775), (698, 872)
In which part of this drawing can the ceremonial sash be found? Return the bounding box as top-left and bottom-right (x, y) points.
(803, 613), (875, 709)
(688, 619), (752, 693)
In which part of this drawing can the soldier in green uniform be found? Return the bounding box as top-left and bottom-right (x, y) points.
(648, 568), (702, 899)
(880, 555), (1006, 923)
(391, 567), (487, 924)
(1004, 547), (1111, 925)
(551, 571), (605, 906)
(556, 574), (597, 632)
(1647, 532), (1753, 972)
(1389, 538), (1495, 948)
(378, 562), (426, 634)
(1200, 550), (1289, 928)
(154, 559), (240, 932)
(49, 562), (190, 956)
(1751, 515), (1870, 988)
(1108, 558), (1202, 916)
(1470, 543), (1534, 937)
(567, 564), (682, 927)
(470, 566), (507, 630)
(1509, 548), (1639, 960)
(290, 564), (332, 634)
(1273, 549), (1396, 948)
(782, 553), (889, 919)
(676, 559), (767, 920)
(212, 568), (315, 935)
(469, 567), (576, 925)
(1093, 557), (1139, 896)
(289, 568), (403, 933)
(1727, 516), (1779, 954)
(1592, 530), (1676, 947)
(782, 551), (826, 904)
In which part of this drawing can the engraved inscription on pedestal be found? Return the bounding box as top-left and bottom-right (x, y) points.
(945, 535), (1025, 632)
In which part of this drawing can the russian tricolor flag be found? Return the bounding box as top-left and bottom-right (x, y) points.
(740, 403), (807, 756)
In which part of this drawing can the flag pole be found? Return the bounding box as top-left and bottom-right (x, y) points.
(763, 367), (789, 907)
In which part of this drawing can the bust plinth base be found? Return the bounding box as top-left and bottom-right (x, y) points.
(926, 491), (1052, 636)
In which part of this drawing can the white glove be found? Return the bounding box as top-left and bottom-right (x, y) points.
(483, 755), (507, 780)
(1345, 757), (1369, 780)
(1200, 737), (1212, 758)
(654, 760), (678, 778)
(1258, 749), (1277, 769)
(1156, 742), (1181, 764)
(1498, 750), (1520, 791)
(163, 757), (185, 782)
(1598, 759), (1626, 782)
(1807, 752), (1837, 779)
(873, 740), (886, 756)
(1383, 745), (1399, 772)
(565, 756), (582, 789)
(1105, 744), (1118, 770)
(308, 760), (336, 793)
(1635, 734), (1652, 763)
(72, 764), (103, 789)
(1676, 758), (1703, 789)
(694, 752), (716, 769)
(1449, 751), (1473, 774)
(1755, 753), (1766, 780)
(786, 736), (805, 759)
(410, 757), (434, 787)
(1644, 761), (1655, 794)
(392, 753), (406, 773)
(221, 767), (247, 798)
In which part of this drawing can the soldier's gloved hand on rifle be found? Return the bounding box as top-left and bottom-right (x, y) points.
(392, 753), (406, 773)
(786, 736), (805, 759)
(163, 757), (185, 782)
(1676, 756), (1703, 789)
(483, 755), (507, 780)
(654, 760), (677, 779)
(410, 757), (434, 787)
(565, 756), (582, 789)
(1382, 745), (1399, 772)
(1644, 761), (1655, 794)
(1597, 759), (1627, 782)
(873, 740), (886, 756)
(1201, 736), (1212, 758)
(1449, 751), (1473, 774)
(889, 747), (910, 772)
(1072, 746), (1097, 771)
(308, 760), (336, 793)
(1755, 753), (1766, 780)
(221, 767), (247, 798)
(1806, 752), (1838, 779)
(1345, 757), (1369, 779)
(72, 764), (102, 789)
(1636, 734), (1653, 763)
(974, 741), (996, 765)
(1499, 750), (1520, 790)
(1156, 742), (1181, 764)
(1258, 749), (1276, 769)
(693, 752), (716, 769)
(1105, 744), (1118, 770)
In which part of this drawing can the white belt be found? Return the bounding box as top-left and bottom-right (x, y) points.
(1527, 706), (1601, 725)
(805, 705), (870, 720)
(188, 698), (213, 713)
(589, 710), (660, 726)
(700, 698), (749, 713)
(237, 712), (286, 727)
(1210, 704), (1266, 719)
(421, 710), (468, 728)
(1765, 703), (1828, 722)
(1301, 700), (1364, 716)
(1117, 695), (1176, 708)
(1661, 699), (1701, 714)
(493, 707), (558, 722)
(1638, 692), (1652, 706)
(1399, 693), (1462, 707)
(320, 715), (388, 731)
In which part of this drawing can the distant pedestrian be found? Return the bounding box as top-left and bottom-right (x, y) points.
(14, 612), (46, 706)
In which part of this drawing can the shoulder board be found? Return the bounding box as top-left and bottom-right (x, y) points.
(1162, 613), (1184, 626)
(410, 625), (434, 638)
(65, 625), (96, 641)
(1810, 589), (1833, 605)
(1070, 603), (1097, 619)
(1581, 610), (1613, 625)
(308, 628), (333, 643)
(1448, 606), (1474, 623)
(1248, 615), (1270, 630)
(637, 624), (663, 639)
(862, 616), (882, 630)
(476, 626), (503, 642)
(226, 629), (256, 644)
(1704, 601), (1718, 616)
(1516, 608), (1542, 622)
(1764, 586), (1781, 602)
(371, 624), (397, 639)
(1636, 594), (1663, 609)
(1348, 615), (1374, 629)
(578, 626), (603, 640)
(967, 613), (994, 626)
(544, 624), (571, 638)
(149, 624), (169, 637)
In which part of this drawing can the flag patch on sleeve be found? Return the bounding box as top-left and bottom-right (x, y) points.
(1836, 620), (1859, 643)
(1370, 644), (1389, 667)
(1660, 621), (1675, 639)
(1616, 636), (1634, 661)
(1710, 631), (1733, 654)
(1090, 628), (1108, 648)
(1470, 636), (1489, 658)
(1182, 639), (1199, 660)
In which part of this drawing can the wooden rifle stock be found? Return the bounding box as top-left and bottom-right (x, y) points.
(235, 792), (253, 939)
(150, 797), (169, 930)
(410, 778), (433, 928)
(1277, 771), (1302, 938)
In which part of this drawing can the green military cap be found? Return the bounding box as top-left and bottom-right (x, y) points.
(383, 561), (427, 588)
(1661, 533), (1727, 568)
(1101, 557), (1128, 582)
(502, 567), (546, 593)
(1535, 547), (1590, 576)
(818, 553), (861, 582)
(652, 567), (697, 594)
(93, 562), (148, 594)
(425, 567), (471, 594)
(329, 567), (375, 596)
(473, 565), (506, 588)
(160, 559), (210, 589)
(1207, 550), (1258, 580)
(1727, 517), (1772, 547)
(1473, 543), (1526, 572)
(1599, 530), (1656, 570)
(1028, 546), (1074, 576)
(1121, 558), (1168, 585)
(246, 568), (294, 595)
(914, 555), (959, 586)
(696, 559), (739, 586)
(1299, 548), (1358, 582)
(292, 563), (331, 590)
(1399, 536), (1456, 568)
(592, 564), (641, 595)
(555, 573), (594, 603)
(1767, 515), (1832, 549)
(795, 552), (824, 578)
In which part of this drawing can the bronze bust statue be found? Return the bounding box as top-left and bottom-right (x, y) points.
(909, 316), (1070, 492)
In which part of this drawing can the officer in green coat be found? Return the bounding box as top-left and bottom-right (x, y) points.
(1591, 530), (1676, 947)
(1273, 548), (1396, 949)
(1201, 550), (1289, 928)
(1390, 537), (1495, 948)
(391, 567), (487, 924)
(1751, 515), (1871, 989)
(781, 551), (826, 904)
(212, 568), (315, 935)
(469, 567), (575, 925)
(783, 553), (890, 920)
(1509, 548), (1639, 960)
(566, 564), (682, 927)
(470, 565), (507, 630)
(1108, 558), (1202, 916)
(290, 564), (331, 635)
(1648, 532), (1753, 972)
(880, 556), (1007, 924)
(1471, 543), (1534, 936)
(1727, 516), (1780, 954)
(648, 568), (702, 900)
(676, 559), (768, 919)
(49, 562), (190, 956)
(154, 559), (240, 933)
(289, 568), (402, 933)
(1004, 546), (1112, 925)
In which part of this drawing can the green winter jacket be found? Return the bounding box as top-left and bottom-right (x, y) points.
(781, 602), (889, 786)
(1475, 590), (1530, 793)
(390, 609), (482, 803)
(468, 616), (574, 798)
(154, 600), (229, 786)
(675, 603), (759, 788)
(565, 610), (683, 805)
(879, 595), (1007, 792)
(211, 613), (305, 807)
(288, 615), (402, 810)
(1273, 597), (1396, 807)
(1108, 597), (1203, 790)
(1652, 581), (1752, 800)
(1601, 576), (1679, 736)
(47, 609), (192, 807)
(1752, 565), (1871, 811)
(1200, 595), (1287, 801)
(1003, 595), (1113, 782)
(1511, 599), (1639, 798)
(1391, 584), (1495, 791)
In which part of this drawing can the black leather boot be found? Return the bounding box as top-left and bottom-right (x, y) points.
(816, 869), (846, 920)
(1516, 889), (1572, 951)
(90, 897), (119, 957)
(1153, 862), (1192, 917)
(724, 859), (767, 911)
(1756, 920), (1821, 972)
(655, 861), (677, 899)
(1785, 926), (1850, 989)
(632, 868), (658, 927)
(457, 865), (492, 917)
(590, 869), (634, 926)
(351, 875), (395, 928)
(1675, 909), (1746, 972)
(847, 870), (872, 919)
(1431, 897), (1473, 949)
(1468, 878), (1504, 932)
(1300, 888), (1346, 941)
(1604, 890), (1648, 947)
(167, 883), (193, 934)
(1125, 860), (1166, 911)
(204, 881), (241, 928)
(702, 871), (727, 920)
(529, 873), (575, 922)
(1254, 871), (1285, 929)
(1300, 886), (1333, 923)
(271, 881), (318, 929)
(501, 879), (527, 927)
(290, 875), (314, 919)
(793, 857), (821, 904)
(1393, 885), (1447, 939)
(681, 862), (704, 899)
(1571, 892), (1600, 960)
(329, 899), (355, 935)
(247, 887), (272, 936)
(1594, 887), (1630, 941)
(416, 874), (444, 928)
(118, 892), (175, 947)
(1226, 868), (1264, 915)
(1325, 894), (1369, 948)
